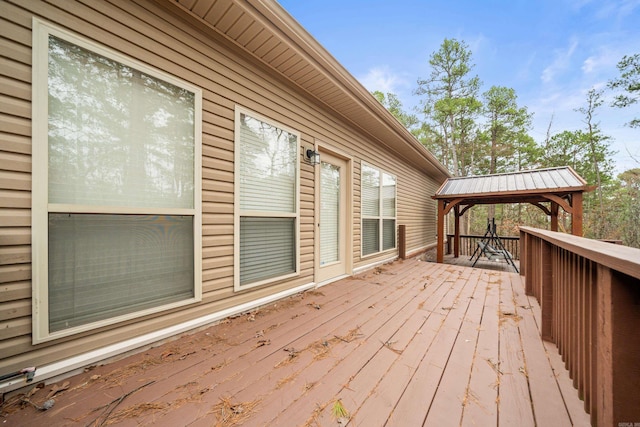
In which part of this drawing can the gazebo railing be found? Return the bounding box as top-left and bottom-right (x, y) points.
(446, 234), (520, 260)
(519, 226), (640, 427)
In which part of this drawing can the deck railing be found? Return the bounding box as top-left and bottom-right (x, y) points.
(519, 227), (640, 427)
(446, 234), (520, 260)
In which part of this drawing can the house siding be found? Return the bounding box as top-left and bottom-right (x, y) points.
(0, 0), (443, 379)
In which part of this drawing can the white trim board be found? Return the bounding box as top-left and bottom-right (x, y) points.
(1, 281), (316, 394)
(353, 255), (398, 275)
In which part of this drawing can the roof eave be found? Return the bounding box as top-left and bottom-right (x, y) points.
(169, 0), (451, 182)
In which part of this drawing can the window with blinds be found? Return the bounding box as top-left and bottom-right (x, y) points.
(31, 20), (202, 342)
(361, 163), (397, 256)
(235, 108), (300, 289)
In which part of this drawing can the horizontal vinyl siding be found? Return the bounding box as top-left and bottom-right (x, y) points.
(0, 0), (441, 374)
(0, 0), (33, 373)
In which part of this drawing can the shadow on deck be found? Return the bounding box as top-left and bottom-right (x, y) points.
(442, 253), (520, 273)
(2, 258), (589, 426)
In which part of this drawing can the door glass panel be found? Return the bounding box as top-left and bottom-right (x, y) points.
(320, 161), (340, 265)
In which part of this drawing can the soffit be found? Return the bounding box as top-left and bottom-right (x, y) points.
(171, 0), (451, 181)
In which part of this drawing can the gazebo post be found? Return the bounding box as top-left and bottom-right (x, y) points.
(454, 205), (460, 258)
(550, 202), (559, 232)
(437, 199), (445, 263)
(572, 192), (583, 236)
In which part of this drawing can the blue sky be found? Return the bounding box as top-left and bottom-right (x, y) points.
(278, 0), (640, 174)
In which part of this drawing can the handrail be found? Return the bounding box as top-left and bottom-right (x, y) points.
(519, 226), (640, 427)
(446, 234), (520, 260)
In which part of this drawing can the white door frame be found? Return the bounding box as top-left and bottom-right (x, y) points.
(315, 145), (353, 286)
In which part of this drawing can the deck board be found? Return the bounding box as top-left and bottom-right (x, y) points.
(2, 258), (590, 426)
(497, 270), (536, 427)
(460, 270), (500, 426)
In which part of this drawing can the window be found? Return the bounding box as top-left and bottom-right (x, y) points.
(32, 20), (202, 342)
(361, 163), (397, 256)
(234, 108), (300, 290)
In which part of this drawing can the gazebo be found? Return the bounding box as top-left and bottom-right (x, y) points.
(433, 167), (592, 263)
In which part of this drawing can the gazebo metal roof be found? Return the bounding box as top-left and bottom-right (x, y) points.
(435, 167), (589, 201)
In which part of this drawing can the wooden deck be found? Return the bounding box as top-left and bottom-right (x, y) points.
(2, 258), (590, 426)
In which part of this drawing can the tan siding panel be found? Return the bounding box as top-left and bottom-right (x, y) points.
(0, 299), (30, 322)
(202, 235), (233, 247)
(202, 224), (233, 235)
(0, 245), (30, 266)
(0, 264), (30, 285)
(0, 170), (31, 191)
(202, 145), (233, 163)
(0, 133), (31, 155)
(202, 202), (233, 214)
(0, 0), (36, 29)
(202, 190), (233, 204)
(0, 209), (30, 227)
(0, 57), (31, 84)
(202, 213), (232, 226)
(0, 16), (31, 48)
(0, 317), (30, 340)
(0, 114), (30, 137)
(0, 151), (30, 173)
(0, 281), (31, 303)
(203, 180), (233, 193)
(202, 156), (233, 173)
(0, 190), (30, 208)
(0, 228), (30, 246)
(0, 38), (31, 69)
(202, 245), (233, 259)
(202, 168), (233, 183)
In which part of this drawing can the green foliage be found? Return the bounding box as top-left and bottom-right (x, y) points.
(415, 38), (482, 176)
(608, 53), (640, 128)
(372, 90), (419, 129)
(482, 85), (533, 173)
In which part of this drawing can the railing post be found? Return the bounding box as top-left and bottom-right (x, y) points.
(520, 229), (527, 279)
(437, 200), (445, 263)
(398, 224), (406, 260)
(540, 240), (553, 341)
(595, 265), (614, 426)
(595, 266), (640, 426)
(453, 205), (460, 258)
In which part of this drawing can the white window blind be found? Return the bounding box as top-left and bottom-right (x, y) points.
(235, 109), (299, 288)
(48, 214), (194, 332)
(48, 36), (195, 209)
(362, 166), (380, 216)
(238, 113), (297, 212)
(320, 162), (340, 265)
(240, 217), (295, 285)
(361, 164), (397, 256)
(362, 218), (380, 256)
(32, 22), (202, 342)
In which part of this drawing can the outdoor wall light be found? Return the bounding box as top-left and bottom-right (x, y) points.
(305, 148), (320, 165)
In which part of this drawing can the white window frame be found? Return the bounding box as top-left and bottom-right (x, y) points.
(31, 19), (203, 343)
(233, 106), (300, 291)
(360, 162), (397, 258)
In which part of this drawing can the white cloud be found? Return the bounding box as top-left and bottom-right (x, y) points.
(357, 66), (406, 94)
(541, 37), (579, 83)
(466, 33), (489, 56)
